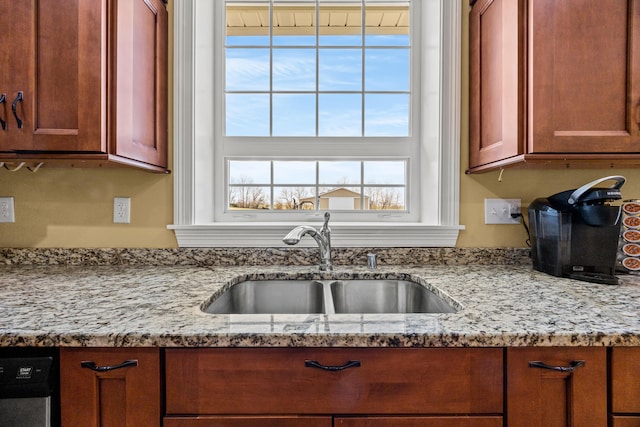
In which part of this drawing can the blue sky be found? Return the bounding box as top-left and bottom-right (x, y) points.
(225, 34), (410, 137)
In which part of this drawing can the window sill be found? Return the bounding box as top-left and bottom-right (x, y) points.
(168, 223), (465, 248)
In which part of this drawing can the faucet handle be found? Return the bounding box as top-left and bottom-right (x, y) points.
(321, 212), (331, 233)
(367, 253), (377, 269)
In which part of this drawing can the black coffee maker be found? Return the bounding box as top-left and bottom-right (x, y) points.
(528, 176), (625, 285)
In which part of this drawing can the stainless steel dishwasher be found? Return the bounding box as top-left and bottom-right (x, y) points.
(0, 353), (58, 427)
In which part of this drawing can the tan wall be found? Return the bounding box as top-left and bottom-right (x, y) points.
(1, 0), (639, 249)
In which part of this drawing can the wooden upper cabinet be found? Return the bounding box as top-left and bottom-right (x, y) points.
(0, 0), (168, 172)
(469, 0), (526, 169)
(0, 0), (34, 151)
(112, 0), (168, 168)
(530, 0), (638, 153)
(468, 0), (640, 173)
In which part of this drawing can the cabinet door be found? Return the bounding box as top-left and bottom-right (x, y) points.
(0, 0), (34, 150)
(611, 347), (640, 414)
(529, 0), (640, 153)
(506, 347), (607, 427)
(60, 347), (160, 427)
(112, 0), (168, 168)
(164, 417), (332, 427)
(335, 417), (503, 427)
(469, 0), (526, 168)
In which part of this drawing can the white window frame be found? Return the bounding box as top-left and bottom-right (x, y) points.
(169, 0), (464, 247)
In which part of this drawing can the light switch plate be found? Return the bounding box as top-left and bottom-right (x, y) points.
(0, 197), (15, 223)
(484, 198), (521, 224)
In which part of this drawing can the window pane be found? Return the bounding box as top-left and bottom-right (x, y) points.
(226, 35), (271, 46)
(365, 2), (409, 46)
(229, 161), (271, 185)
(364, 161), (405, 184)
(226, 94), (270, 136)
(365, 49), (409, 91)
(226, 2), (270, 46)
(364, 94), (409, 136)
(273, 1), (316, 46)
(319, 94), (362, 136)
(273, 94), (316, 136)
(319, 49), (362, 91)
(319, 186), (363, 210)
(226, 48), (270, 91)
(273, 161), (316, 184)
(319, 161), (361, 185)
(229, 186), (271, 210)
(366, 187), (405, 210)
(319, 1), (362, 46)
(274, 187), (317, 210)
(272, 48), (316, 91)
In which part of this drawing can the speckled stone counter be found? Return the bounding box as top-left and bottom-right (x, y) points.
(1, 263), (639, 348)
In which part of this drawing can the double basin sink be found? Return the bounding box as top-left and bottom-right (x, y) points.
(201, 279), (458, 315)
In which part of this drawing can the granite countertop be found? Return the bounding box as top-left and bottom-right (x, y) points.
(1, 263), (639, 348)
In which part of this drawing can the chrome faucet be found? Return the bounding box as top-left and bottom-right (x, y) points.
(283, 212), (332, 271)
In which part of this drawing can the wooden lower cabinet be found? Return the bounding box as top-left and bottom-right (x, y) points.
(163, 416), (502, 427)
(163, 416), (332, 427)
(165, 348), (503, 416)
(611, 347), (640, 426)
(334, 417), (503, 426)
(60, 347), (160, 427)
(506, 347), (607, 427)
(610, 418), (640, 427)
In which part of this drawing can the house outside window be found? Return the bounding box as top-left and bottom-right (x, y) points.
(170, 0), (463, 247)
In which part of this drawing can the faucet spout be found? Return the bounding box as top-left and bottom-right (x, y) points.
(282, 226), (318, 245)
(282, 213), (333, 271)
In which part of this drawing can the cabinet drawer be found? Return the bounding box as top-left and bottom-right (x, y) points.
(165, 348), (503, 415)
(335, 417), (503, 427)
(611, 348), (640, 413)
(164, 416), (331, 427)
(611, 417), (640, 427)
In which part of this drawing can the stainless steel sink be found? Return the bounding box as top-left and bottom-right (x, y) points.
(202, 280), (326, 314)
(201, 279), (458, 315)
(330, 280), (457, 314)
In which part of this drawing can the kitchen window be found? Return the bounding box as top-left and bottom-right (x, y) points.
(170, 0), (463, 247)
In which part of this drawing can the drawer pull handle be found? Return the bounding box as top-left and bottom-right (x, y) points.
(305, 359), (361, 371)
(528, 360), (585, 373)
(80, 359), (138, 372)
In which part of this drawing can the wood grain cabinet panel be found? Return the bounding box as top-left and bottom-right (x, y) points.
(164, 417), (332, 427)
(611, 348), (640, 415)
(334, 416), (503, 427)
(0, 0), (168, 172)
(60, 347), (161, 427)
(468, 0), (525, 168)
(610, 417), (640, 427)
(165, 348), (504, 416)
(468, 0), (640, 172)
(506, 347), (607, 427)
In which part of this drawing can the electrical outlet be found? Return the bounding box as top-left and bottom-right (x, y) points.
(0, 197), (15, 223)
(484, 198), (521, 224)
(113, 197), (131, 224)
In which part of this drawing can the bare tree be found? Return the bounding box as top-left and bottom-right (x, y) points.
(275, 187), (312, 210)
(367, 188), (403, 210)
(229, 176), (268, 209)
